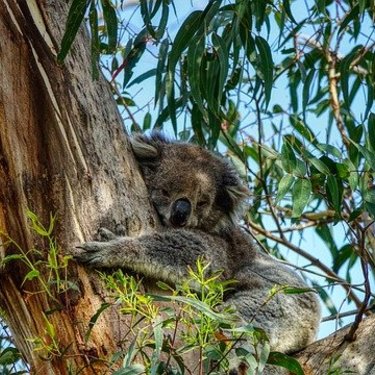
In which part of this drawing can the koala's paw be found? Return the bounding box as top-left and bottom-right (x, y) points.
(95, 227), (117, 242)
(74, 241), (113, 267)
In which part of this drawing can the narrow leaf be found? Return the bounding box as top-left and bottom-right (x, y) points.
(101, 0), (118, 51)
(255, 36), (274, 106)
(292, 178), (311, 218)
(280, 143), (297, 174)
(58, 0), (91, 63)
(276, 174), (295, 203)
(267, 352), (304, 375)
(326, 175), (341, 213)
(309, 157), (330, 174)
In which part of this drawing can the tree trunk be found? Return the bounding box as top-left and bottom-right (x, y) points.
(0, 1), (157, 373)
(0, 2), (374, 375)
(295, 314), (375, 375)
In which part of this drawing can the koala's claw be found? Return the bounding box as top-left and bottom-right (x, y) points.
(74, 241), (107, 266)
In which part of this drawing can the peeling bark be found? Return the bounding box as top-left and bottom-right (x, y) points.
(0, 1), (157, 373)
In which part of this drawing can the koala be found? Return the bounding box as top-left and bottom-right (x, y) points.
(75, 133), (320, 360)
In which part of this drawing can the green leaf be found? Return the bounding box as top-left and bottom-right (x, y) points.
(276, 174), (295, 203)
(113, 364), (145, 375)
(123, 29), (148, 88)
(282, 0), (297, 23)
(187, 34), (206, 115)
(155, 1), (169, 40)
(316, 225), (338, 258)
(58, 0), (92, 63)
(292, 178), (311, 218)
(368, 113), (375, 152)
(140, 0), (155, 38)
(309, 157), (330, 174)
(212, 33), (229, 110)
(143, 112), (152, 131)
(168, 11), (203, 74)
(127, 69), (157, 88)
(150, 318), (163, 375)
(326, 175), (341, 213)
(101, 0), (118, 51)
(364, 189), (375, 204)
(85, 303), (111, 342)
(302, 69), (315, 118)
(23, 269), (40, 284)
(317, 143), (342, 158)
(282, 287), (316, 295)
(338, 4), (359, 35)
(255, 36), (274, 106)
(267, 352), (304, 375)
(365, 76), (374, 120)
(154, 38), (169, 106)
(89, 2), (99, 79)
(0, 347), (21, 366)
(333, 244), (354, 273)
(365, 202), (375, 219)
(313, 282), (337, 316)
(150, 294), (232, 323)
(349, 139), (375, 169)
(340, 51), (357, 109)
(280, 143), (297, 173)
(1, 254), (24, 265)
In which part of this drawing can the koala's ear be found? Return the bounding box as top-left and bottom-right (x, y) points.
(226, 181), (250, 214)
(218, 167), (250, 220)
(130, 132), (170, 172)
(226, 183), (250, 207)
(130, 136), (159, 161)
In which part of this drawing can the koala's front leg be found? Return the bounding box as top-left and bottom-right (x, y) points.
(75, 236), (139, 269)
(75, 229), (229, 284)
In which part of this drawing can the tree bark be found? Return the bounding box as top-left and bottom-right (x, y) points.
(0, 1), (157, 374)
(0, 2), (374, 375)
(295, 314), (375, 375)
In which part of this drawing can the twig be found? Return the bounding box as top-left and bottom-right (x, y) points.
(326, 50), (351, 151)
(246, 219), (364, 310)
(322, 305), (374, 323)
(109, 80), (141, 131)
(344, 224), (373, 341)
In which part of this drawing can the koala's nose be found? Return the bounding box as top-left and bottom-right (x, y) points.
(170, 198), (191, 227)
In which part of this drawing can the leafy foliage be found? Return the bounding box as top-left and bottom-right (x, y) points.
(0, 317), (28, 374)
(95, 259), (303, 374)
(10, 0), (373, 372)
(61, 0), (375, 327)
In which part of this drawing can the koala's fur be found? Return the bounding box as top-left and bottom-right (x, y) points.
(76, 133), (321, 356)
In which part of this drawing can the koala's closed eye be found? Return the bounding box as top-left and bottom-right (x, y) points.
(161, 189), (170, 198)
(197, 199), (209, 208)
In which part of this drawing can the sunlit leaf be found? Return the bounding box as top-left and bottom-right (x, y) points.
(276, 174), (295, 203)
(292, 178), (311, 217)
(310, 157), (330, 174)
(267, 352), (304, 375)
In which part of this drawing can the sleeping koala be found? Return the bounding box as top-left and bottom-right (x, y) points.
(75, 133), (320, 358)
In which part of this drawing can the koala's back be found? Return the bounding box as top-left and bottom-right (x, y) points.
(223, 228), (321, 353)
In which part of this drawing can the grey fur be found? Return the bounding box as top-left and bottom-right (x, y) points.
(75, 133), (320, 358)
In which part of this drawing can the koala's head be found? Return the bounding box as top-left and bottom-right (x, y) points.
(131, 133), (249, 233)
